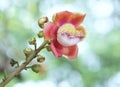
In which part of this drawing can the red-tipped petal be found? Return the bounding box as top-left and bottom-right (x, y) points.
(68, 13), (86, 26)
(43, 22), (58, 40)
(63, 45), (78, 59)
(54, 11), (72, 26)
(50, 39), (63, 57)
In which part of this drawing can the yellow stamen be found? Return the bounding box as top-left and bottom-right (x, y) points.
(58, 24), (74, 34)
(57, 23), (81, 37)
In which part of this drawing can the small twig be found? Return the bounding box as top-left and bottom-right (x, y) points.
(25, 66), (32, 70)
(0, 40), (48, 87)
(34, 43), (37, 50)
(2, 71), (7, 82)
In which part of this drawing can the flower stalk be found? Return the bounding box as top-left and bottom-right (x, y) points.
(0, 40), (49, 87)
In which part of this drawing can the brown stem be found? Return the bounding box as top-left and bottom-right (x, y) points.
(0, 40), (48, 87)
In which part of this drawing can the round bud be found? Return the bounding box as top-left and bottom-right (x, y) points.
(31, 64), (41, 73)
(37, 55), (45, 63)
(29, 37), (36, 45)
(46, 45), (51, 51)
(23, 48), (33, 57)
(37, 31), (43, 38)
(38, 16), (48, 28)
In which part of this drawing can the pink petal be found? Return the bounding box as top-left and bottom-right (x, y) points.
(50, 39), (63, 57)
(68, 13), (86, 26)
(63, 45), (78, 59)
(54, 11), (72, 26)
(43, 22), (58, 40)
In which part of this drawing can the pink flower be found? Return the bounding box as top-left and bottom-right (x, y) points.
(43, 11), (86, 59)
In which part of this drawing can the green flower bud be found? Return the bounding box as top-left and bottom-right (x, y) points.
(38, 16), (48, 28)
(29, 37), (36, 45)
(37, 31), (43, 38)
(37, 55), (45, 63)
(23, 48), (33, 57)
(31, 64), (41, 73)
(46, 45), (51, 51)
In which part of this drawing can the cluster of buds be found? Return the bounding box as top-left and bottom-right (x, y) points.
(22, 16), (50, 73)
(37, 16), (48, 38)
(37, 16), (52, 52)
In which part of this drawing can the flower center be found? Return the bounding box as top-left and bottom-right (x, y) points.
(57, 23), (83, 46)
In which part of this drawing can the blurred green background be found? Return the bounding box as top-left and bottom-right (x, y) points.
(0, 0), (120, 87)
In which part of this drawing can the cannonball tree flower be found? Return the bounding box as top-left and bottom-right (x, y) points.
(43, 11), (86, 59)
